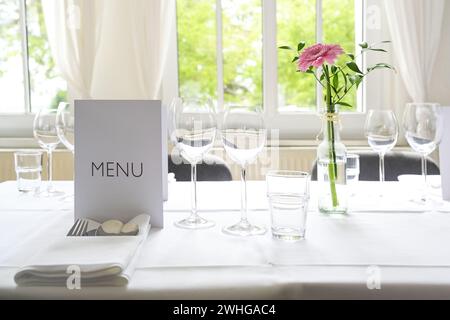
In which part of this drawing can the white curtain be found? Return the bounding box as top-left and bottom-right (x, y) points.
(384, 0), (445, 103)
(42, 0), (174, 100)
(42, 0), (97, 99)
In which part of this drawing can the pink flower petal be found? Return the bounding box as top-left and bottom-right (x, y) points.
(297, 43), (344, 72)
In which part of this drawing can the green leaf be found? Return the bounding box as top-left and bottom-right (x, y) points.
(332, 71), (339, 90)
(320, 72), (325, 81)
(336, 101), (353, 109)
(348, 74), (363, 88)
(355, 75), (364, 89)
(346, 61), (364, 74)
(367, 63), (396, 72)
(292, 56), (299, 63)
(297, 41), (306, 52)
(367, 48), (387, 53)
(339, 68), (348, 92)
(331, 65), (338, 74)
(359, 42), (369, 49)
(279, 45), (293, 50)
(346, 53), (355, 60)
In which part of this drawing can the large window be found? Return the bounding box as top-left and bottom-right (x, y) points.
(0, 0), (66, 114)
(176, 0), (360, 112)
(177, 0), (263, 108)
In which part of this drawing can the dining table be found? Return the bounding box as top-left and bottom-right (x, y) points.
(1, 179), (450, 300)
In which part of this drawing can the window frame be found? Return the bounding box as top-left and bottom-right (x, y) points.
(0, 0), (35, 143)
(166, 0), (372, 141)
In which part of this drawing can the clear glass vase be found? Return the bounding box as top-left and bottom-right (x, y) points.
(317, 111), (348, 214)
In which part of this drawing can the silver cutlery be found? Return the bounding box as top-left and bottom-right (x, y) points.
(67, 218), (89, 237)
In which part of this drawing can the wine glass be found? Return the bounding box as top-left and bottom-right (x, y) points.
(56, 102), (75, 201)
(365, 110), (398, 186)
(403, 103), (443, 203)
(171, 97), (216, 229)
(33, 107), (64, 197)
(56, 102), (74, 153)
(221, 106), (267, 236)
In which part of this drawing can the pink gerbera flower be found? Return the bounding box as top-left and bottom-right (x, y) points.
(297, 43), (344, 72)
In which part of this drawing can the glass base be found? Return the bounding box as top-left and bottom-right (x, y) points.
(37, 189), (65, 198)
(175, 214), (215, 229)
(222, 220), (266, 237)
(272, 233), (305, 242)
(59, 193), (74, 203)
(319, 207), (348, 215)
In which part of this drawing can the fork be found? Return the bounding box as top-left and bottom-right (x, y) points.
(67, 218), (89, 237)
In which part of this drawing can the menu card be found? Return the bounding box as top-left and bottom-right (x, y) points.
(439, 107), (450, 201)
(75, 100), (166, 227)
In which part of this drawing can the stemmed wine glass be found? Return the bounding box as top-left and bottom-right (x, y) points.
(365, 110), (398, 182)
(171, 97), (217, 229)
(33, 107), (64, 197)
(56, 102), (74, 154)
(221, 106), (267, 236)
(403, 103), (443, 203)
(56, 102), (75, 201)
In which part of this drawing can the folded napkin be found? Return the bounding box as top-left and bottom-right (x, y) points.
(14, 214), (150, 287)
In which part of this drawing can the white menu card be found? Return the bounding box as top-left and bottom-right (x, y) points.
(75, 100), (165, 227)
(439, 107), (450, 201)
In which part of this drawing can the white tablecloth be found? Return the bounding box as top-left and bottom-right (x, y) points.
(1, 180), (450, 299)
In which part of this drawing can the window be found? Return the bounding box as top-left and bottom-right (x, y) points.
(177, 0), (263, 108)
(0, 0), (66, 115)
(176, 0), (361, 114)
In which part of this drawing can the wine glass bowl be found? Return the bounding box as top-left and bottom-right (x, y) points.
(403, 104), (442, 155)
(56, 102), (75, 153)
(171, 97), (216, 229)
(222, 112), (265, 167)
(221, 106), (267, 237)
(34, 109), (60, 150)
(364, 110), (398, 183)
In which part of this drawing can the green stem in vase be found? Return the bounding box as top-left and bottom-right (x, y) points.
(324, 66), (339, 208)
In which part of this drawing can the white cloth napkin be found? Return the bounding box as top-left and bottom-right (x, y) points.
(14, 214), (150, 287)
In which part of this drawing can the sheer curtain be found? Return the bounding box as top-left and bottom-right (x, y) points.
(42, 0), (97, 99)
(42, 0), (174, 100)
(384, 0), (445, 103)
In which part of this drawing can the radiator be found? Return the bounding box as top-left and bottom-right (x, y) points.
(0, 151), (73, 182)
(0, 147), (437, 182)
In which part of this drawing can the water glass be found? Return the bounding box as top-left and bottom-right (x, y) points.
(346, 153), (360, 195)
(266, 171), (310, 241)
(14, 151), (43, 193)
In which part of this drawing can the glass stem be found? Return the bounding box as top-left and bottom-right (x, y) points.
(421, 155), (428, 202)
(190, 163), (198, 217)
(379, 153), (385, 182)
(240, 166), (248, 223)
(47, 149), (53, 192)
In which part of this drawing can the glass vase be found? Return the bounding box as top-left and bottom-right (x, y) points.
(317, 110), (348, 214)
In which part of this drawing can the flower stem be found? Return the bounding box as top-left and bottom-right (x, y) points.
(324, 66), (339, 208)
